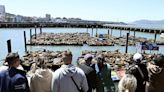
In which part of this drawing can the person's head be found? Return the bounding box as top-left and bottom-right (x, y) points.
(37, 57), (48, 69)
(118, 74), (137, 92)
(96, 54), (105, 68)
(84, 54), (93, 65)
(62, 50), (72, 65)
(5, 52), (20, 68)
(133, 53), (143, 63)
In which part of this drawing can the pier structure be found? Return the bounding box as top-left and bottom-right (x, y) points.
(103, 24), (164, 34)
(0, 22), (164, 34)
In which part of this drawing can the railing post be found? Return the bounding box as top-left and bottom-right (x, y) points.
(125, 33), (129, 53)
(24, 31), (27, 52)
(7, 39), (12, 53)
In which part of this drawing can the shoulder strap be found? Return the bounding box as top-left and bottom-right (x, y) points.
(71, 76), (81, 92)
(135, 65), (144, 79)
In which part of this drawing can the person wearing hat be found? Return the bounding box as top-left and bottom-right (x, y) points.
(92, 54), (115, 92)
(146, 54), (164, 92)
(51, 51), (88, 92)
(0, 52), (30, 92)
(79, 54), (97, 92)
(126, 53), (148, 92)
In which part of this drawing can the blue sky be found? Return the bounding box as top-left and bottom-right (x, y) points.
(1, 0), (164, 22)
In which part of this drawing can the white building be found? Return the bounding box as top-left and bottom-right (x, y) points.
(0, 5), (5, 22)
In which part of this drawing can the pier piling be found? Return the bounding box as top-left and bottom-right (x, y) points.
(35, 25), (37, 39)
(30, 29), (32, 44)
(24, 31), (27, 52)
(125, 33), (129, 53)
(108, 29), (110, 39)
(154, 32), (157, 43)
(111, 29), (113, 36)
(92, 27), (93, 37)
(120, 30), (122, 37)
(96, 27), (98, 37)
(7, 39), (12, 53)
(86, 25), (88, 33)
(134, 30), (136, 41)
(40, 26), (42, 34)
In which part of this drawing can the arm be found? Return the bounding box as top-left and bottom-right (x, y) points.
(51, 72), (59, 92)
(81, 71), (88, 92)
(30, 76), (35, 92)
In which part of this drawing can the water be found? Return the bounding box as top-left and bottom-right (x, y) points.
(0, 27), (164, 65)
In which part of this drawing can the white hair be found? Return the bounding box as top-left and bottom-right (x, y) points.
(118, 74), (137, 92)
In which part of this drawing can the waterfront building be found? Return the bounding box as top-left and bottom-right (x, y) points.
(15, 15), (23, 22)
(5, 13), (16, 22)
(45, 14), (51, 22)
(0, 5), (5, 22)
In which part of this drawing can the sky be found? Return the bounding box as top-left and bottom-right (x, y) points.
(0, 0), (164, 22)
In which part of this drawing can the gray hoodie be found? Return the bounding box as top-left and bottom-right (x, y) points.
(51, 64), (88, 92)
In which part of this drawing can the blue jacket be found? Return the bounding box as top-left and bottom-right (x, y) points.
(0, 67), (30, 92)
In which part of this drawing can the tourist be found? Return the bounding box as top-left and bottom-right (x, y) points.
(92, 54), (115, 92)
(118, 74), (137, 92)
(79, 54), (97, 92)
(51, 51), (88, 92)
(146, 54), (164, 92)
(0, 52), (30, 92)
(30, 58), (53, 92)
(126, 53), (148, 92)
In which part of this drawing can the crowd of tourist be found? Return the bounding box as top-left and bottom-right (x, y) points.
(0, 51), (164, 92)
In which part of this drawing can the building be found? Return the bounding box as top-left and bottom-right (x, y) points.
(45, 14), (51, 22)
(0, 5), (6, 22)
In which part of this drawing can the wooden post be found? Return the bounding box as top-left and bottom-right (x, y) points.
(154, 31), (157, 43)
(24, 31), (27, 52)
(120, 30), (122, 37)
(96, 26), (98, 37)
(125, 33), (129, 53)
(40, 26), (42, 34)
(108, 29), (110, 39)
(35, 25), (37, 39)
(30, 29), (32, 44)
(92, 27), (93, 37)
(86, 25), (88, 33)
(134, 29), (136, 41)
(111, 29), (113, 36)
(7, 40), (12, 53)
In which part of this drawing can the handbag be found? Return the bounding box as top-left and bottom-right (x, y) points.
(71, 76), (84, 92)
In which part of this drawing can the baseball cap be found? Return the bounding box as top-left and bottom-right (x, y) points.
(84, 54), (93, 60)
(133, 53), (142, 62)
